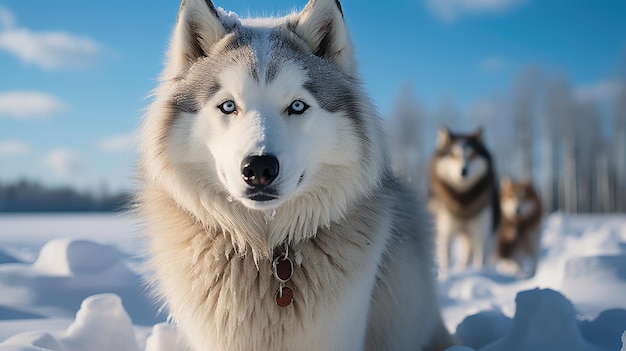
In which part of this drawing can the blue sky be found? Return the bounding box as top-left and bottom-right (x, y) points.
(0, 0), (624, 193)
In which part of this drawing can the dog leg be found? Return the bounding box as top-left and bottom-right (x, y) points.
(435, 211), (456, 274)
(437, 230), (453, 274)
(455, 233), (472, 270)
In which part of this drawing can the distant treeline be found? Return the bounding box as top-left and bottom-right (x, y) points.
(0, 180), (132, 213)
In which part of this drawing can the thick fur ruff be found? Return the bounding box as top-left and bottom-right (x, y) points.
(138, 0), (454, 350)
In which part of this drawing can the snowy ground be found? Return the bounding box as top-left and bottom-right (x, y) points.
(0, 213), (625, 351)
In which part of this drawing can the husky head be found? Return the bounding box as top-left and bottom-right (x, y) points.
(432, 126), (492, 192)
(140, 0), (385, 252)
(500, 178), (540, 221)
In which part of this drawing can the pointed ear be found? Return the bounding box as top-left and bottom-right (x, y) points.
(294, 0), (355, 77)
(164, 0), (227, 79)
(436, 126), (452, 149)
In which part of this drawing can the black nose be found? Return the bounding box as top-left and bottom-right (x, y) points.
(461, 166), (468, 178)
(241, 155), (279, 187)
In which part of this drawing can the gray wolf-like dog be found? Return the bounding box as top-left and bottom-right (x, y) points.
(429, 126), (500, 273)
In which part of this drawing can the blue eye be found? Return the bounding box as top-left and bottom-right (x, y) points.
(218, 100), (237, 114)
(287, 100), (309, 115)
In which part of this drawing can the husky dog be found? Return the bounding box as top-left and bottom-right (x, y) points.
(137, 0), (454, 350)
(496, 177), (542, 278)
(429, 126), (500, 273)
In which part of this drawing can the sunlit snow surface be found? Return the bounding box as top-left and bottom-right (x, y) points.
(0, 213), (624, 350)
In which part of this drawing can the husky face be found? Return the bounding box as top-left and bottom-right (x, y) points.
(141, 0), (383, 216)
(433, 127), (489, 192)
(500, 178), (540, 221)
(181, 55), (351, 210)
(168, 32), (359, 211)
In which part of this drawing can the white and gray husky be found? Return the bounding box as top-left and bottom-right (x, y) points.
(429, 127), (500, 273)
(138, 0), (454, 350)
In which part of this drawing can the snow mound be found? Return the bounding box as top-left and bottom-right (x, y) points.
(484, 289), (594, 351)
(0, 294), (141, 351)
(580, 309), (626, 351)
(33, 239), (120, 275)
(562, 254), (626, 315)
(0, 294), (181, 351)
(455, 309), (512, 349)
(62, 294), (140, 351)
(481, 289), (603, 351)
(453, 288), (625, 351)
(535, 214), (626, 290)
(0, 238), (162, 325)
(144, 323), (186, 351)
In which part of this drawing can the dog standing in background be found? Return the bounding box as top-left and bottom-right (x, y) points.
(429, 126), (500, 273)
(496, 177), (542, 278)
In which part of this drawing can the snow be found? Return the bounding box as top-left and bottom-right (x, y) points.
(0, 212), (625, 350)
(480, 288), (599, 351)
(0, 236), (161, 328)
(1, 294), (141, 351)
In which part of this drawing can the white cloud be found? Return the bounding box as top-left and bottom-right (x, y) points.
(0, 91), (66, 119)
(574, 80), (624, 102)
(43, 149), (84, 177)
(0, 29), (103, 69)
(426, 0), (525, 22)
(0, 140), (31, 157)
(0, 6), (105, 69)
(478, 56), (506, 72)
(98, 133), (137, 152)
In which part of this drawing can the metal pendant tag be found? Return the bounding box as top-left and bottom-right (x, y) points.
(273, 256), (293, 283)
(275, 286), (294, 307)
(272, 244), (294, 307)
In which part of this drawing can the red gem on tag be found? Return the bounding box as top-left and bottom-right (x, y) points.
(275, 286), (294, 307)
(273, 257), (293, 282)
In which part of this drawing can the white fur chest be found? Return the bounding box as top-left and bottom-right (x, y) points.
(147, 200), (390, 351)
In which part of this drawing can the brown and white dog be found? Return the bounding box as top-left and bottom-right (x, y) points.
(429, 126), (500, 273)
(496, 177), (543, 278)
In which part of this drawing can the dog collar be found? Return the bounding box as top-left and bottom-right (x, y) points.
(272, 243), (294, 307)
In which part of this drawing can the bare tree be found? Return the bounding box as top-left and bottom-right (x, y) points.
(542, 76), (572, 212)
(615, 54), (626, 212)
(574, 101), (603, 212)
(389, 84), (426, 194)
(512, 68), (542, 181)
(595, 138), (612, 212)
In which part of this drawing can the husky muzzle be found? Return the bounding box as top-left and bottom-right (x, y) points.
(241, 154), (280, 201)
